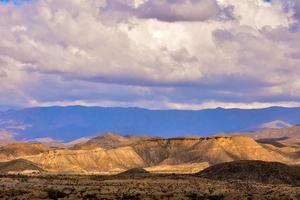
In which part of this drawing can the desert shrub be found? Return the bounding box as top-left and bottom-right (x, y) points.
(19, 177), (28, 183)
(46, 188), (67, 199)
(186, 193), (206, 200)
(83, 193), (98, 200)
(186, 193), (224, 200)
(207, 195), (225, 200)
(121, 194), (140, 200)
(5, 189), (28, 197)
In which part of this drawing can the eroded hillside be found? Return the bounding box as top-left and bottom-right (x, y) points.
(0, 134), (298, 174)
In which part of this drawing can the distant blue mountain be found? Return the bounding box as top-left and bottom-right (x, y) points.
(0, 106), (300, 141)
(0, 105), (20, 112)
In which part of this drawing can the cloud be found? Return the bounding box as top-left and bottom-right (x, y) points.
(218, 0), (293, 28)
(102, 0), (227, 22)
(295, 1), (300, 19)
(0, 0), (300, 109)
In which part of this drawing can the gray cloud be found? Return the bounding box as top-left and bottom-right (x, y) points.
(0, 0), (300, 109)
(294, 0), (300, 20)
(102, 0), (232, 22)
(282, 0), (300, 20)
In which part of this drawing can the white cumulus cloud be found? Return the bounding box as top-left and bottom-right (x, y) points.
(0, 0), (299, 109)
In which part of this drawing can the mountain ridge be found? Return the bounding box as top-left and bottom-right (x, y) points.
(1, 106), (300, 141)
(0, 134), (298, 174)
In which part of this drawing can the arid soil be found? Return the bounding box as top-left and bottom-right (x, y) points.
(0, 173), (299, 200)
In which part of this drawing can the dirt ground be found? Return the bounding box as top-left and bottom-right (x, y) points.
(0, 174), (299, 200)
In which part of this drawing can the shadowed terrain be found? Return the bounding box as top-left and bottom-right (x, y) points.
(197, 160), (300, 186)
(0, 159), (44, 174)
(117, 168), (149, 176)
(250, 125), (300, 147)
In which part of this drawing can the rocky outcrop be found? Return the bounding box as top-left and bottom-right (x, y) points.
(133, 136), (294, 166)
(25, 146), (144, 173)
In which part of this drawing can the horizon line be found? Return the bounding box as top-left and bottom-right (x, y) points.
(2, 104), (300, 112)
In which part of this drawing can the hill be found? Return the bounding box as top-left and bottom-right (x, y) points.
(0, 134), (298, 174)
(0, 159), (44, 174)
(250, 125), (300, 147)
(1, 106), (300, 141)
(257, 120), (292, 130)
(197, 160), (300, 186)
(72, 132), (150, 150)
(132, 136), (295, 166)
(24, 147), (144, 173)
(0, 135), (295, 174)
(0, 143), (49, 161)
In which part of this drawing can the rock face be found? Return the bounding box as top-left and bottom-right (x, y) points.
(25, 146), (144, 173)
(0, 134), (298, 174)
(132, 136), (294, 166)
(197, 160), (300, 186)
(0, 159), (44, 174)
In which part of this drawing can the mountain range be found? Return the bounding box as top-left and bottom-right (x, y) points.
(0, 105), (299, 174)
(0, 130), (298, 174)
(0, 106), (300, 141)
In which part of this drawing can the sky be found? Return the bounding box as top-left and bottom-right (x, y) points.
(0, 0), (300, 110)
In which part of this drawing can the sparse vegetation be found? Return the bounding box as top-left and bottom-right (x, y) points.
(0, 173), (298, 200)
(0, 131), (298, 199)
(46, 189), (67, 199)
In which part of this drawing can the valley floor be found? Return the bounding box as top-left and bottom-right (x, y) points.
(0, 174), (299, 200)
